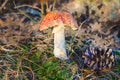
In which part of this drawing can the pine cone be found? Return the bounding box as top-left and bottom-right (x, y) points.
(82, 47), (116, 71)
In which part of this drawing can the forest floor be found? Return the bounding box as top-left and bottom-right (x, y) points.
(0, 0), (120, 80)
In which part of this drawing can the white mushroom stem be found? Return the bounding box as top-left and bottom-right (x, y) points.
(52, 24), (68, 60)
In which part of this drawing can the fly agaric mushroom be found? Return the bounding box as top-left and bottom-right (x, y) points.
(39, 11), (78, 60)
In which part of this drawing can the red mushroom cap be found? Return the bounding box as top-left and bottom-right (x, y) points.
(40, 11), (78, 31)
(61, 12), (78, 30)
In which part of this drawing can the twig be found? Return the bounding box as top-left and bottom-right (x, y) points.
(0, 0), (9, 11)
(23, 57), (40, 68)
(22, 66), (35, 80)
(13, 2), (39, 23)
(14, 4), (41, 12)
(75, 18), (89, 37)
(0, 46), (14, 52)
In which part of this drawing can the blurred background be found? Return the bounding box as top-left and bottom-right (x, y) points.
(0, 0), (120, 80)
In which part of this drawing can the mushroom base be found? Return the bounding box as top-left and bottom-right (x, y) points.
(52, 25), (68, 60)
